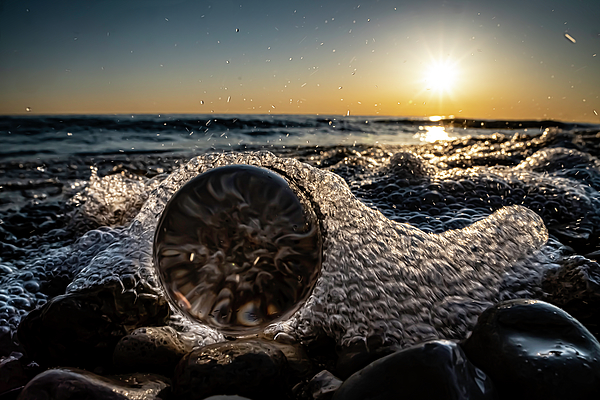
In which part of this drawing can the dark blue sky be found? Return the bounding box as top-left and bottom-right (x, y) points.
(1, 0), (599, 121)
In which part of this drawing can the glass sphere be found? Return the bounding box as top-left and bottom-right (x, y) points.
(154, 165), (322, 335)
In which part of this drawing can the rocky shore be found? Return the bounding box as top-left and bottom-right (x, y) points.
(1, 129), (600, 399)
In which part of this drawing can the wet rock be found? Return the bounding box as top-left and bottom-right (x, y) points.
(17, 282), (169, 369)
(294, 370), (343, 400)
(462, 299), (600, 400)
(335, 340), (402, 379)
(17, 368), (170, 400)
(549, 222), (597, 254)
(0, 352), (28, 395)
(388, 152), (434, 180)
(113, 326), (192, 375)
(269, 339), (313, 379)
(173, 339), (289, 400)
(332, 340), (495, 400)
(542, 255), (600, 337)
(0, 243), (25, 259)
(301, 335), (338, 374)
(0, 326), (16, 358)
(587, 249), (600, 260)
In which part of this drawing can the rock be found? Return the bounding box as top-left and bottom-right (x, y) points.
(0, 326), (17, 358)
(549, 223), (596, 254)
(301, 335), (338, 375)
(586, 249), (600, 260)
(17, 282), (169, 369)
(388, 152), (435, 180)
(335, 340), (402, 379)
(173, 339), (289, 400)
(17, 368), (170, 400)
(267, 339), (313, 380)
(113, 326), (191, 376)
(462, 299), (600, 400)
(294, 370), (343, 400)
(0, 352), (29, 395)
(542, 255), (600, 338)
(332, 340), (496, 400)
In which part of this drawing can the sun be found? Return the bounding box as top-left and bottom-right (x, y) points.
(423, 60), (459, 94)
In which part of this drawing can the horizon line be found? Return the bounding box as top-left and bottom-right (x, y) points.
(1, 112), (599, 126)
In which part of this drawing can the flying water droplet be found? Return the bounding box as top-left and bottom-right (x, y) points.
(564, 33), (576, 43)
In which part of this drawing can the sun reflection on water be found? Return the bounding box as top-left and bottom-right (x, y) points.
(416, 125), (457, 143)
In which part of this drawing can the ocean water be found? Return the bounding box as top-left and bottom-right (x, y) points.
(1, 114), (600, 354)
(1, 114), (592, 162)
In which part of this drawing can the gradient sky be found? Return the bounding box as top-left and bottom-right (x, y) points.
(1, 0), (599, 122)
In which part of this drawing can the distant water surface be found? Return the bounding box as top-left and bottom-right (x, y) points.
(2, 114), (596, 161)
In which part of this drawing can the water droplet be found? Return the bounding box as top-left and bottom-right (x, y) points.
(564, 33), (576, 43)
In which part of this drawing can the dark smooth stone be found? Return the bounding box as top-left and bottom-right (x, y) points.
(586, 249), (600, 260)
(0, 352), (28, 395)
(462, 299), (600, 400)
(549, 222), (595, 253)
(388, 152), (433, 180)
(267, 339), (313, 379)
(421, 190), (443, 205)
(542, 255), (600, 338)
(173, 339), (289, 400)
(0, 326), (15, 358)
(17, 368), (170, 400)
(332, 340), (496, 400)
(17, 282), (169, 369)
(113, 326), (191, 375)
(294, 370), (342, 400)
(336, 340), (402, 379)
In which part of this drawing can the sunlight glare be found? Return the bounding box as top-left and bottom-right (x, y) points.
(424, 61), (459, 94)
(417, 126), (456, 143)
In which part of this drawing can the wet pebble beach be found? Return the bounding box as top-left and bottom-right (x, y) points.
(1, 122), (600, 399)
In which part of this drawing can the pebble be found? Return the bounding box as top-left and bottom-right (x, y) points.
(462, 299), (600, 400)
(295, 370), (343, 400)
(542, 255), (600, 337)
(113, 326), (192, 376)
(332, 340), (496, 400)
(17, 282), (169, 368)
(173, 339), (290, 400)
(17, 368), (170, 400)
(0, 352), (29, 394)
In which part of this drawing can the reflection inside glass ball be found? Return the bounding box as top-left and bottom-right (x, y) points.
(153, 165), (322, 334)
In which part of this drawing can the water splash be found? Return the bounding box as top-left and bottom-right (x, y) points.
(58, 151), (551, 348)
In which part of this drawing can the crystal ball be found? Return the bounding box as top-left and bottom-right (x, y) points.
(153, 165), (322, 335)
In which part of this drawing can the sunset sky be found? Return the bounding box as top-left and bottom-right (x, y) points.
(1, 0), (599, 122)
